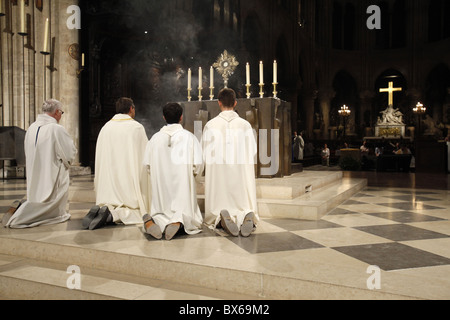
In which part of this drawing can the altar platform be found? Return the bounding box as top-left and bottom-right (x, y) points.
(1, 171), (450, 300)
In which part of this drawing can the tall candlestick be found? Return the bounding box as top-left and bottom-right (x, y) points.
(20, 0), (26, 35)
(210, 66), (214, 100)
(42, 18), (49, 53)
(187, 68), (192, 90)
(198, 67), (203, 89)
(246, 63), (250, 85)
(259, 61), (264, 84)
(273, 60), (278, 84)
(210, 66), (214, 87)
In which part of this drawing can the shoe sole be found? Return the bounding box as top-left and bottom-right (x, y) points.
(145, 224), (163, 240)
(89, 206), (110, 230)
(165, 224), (181, 241)
(143, 215), (163, 240)
(220, 210), (239, 237)
(82, 205), (100, 229)
(240, 212), (255, 237)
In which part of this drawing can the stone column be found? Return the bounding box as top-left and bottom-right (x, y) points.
(318, 89), (334, 140)
(53, 0), (80, 165)
(0, 12), (6, 127)
(359, 89), (374, 137)
(301, 87), (317, 140)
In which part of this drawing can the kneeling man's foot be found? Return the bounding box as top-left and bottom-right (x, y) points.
(165, 222), (181, 241)
(220, 210), (239, 237)
(89, 206), (111, 230)
(82, 205), (100, 229)
(240, 212), (256, 237)
(143, 214), (162, 240)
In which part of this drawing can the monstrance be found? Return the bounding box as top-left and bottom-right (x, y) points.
(212, 50), (239, 88)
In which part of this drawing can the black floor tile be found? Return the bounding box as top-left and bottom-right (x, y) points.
(343, 200), (367, 205)
(265, 218), (341, 231)
(227, 232), (324, 254)
(327, 208), (359, 215)
(377, 202), (445, 211)
(383, 195), (441, 202)
(356, 224), (449, 242)
(364, 211), (445, 224)
(333, 242), (450, 271)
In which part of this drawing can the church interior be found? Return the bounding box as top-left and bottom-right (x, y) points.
(1, 0), (450, 301)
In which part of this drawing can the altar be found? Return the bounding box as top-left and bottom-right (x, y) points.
(374, 82), (406, 138)
(179, 98), (292, 179)
(178, 51), (292, 179)
(375, 124), (406, 138)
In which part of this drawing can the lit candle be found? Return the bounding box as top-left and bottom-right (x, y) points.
(188, 68), (192, 90)
(259, 61), (264, 84)
(20, 0), (26, 34)
(198, 67), (202, 88)
(246, 63), (250, 85)
(43, 18), (49, 53)
(210, 66), (214, 87)
(273, 60), (278, 84)
(82, 53), (85, 67)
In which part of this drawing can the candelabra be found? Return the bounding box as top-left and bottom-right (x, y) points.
(413, 102), (426, 138)
(259, 83), (264, 98)
(339, 105), (351, 139)
(413, 102), (426, 114)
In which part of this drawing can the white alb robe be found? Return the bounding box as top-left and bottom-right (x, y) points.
(202, 111), (259, 229)
(143, 124), (204, 234)
(6, 114), (77, 229)
(95, 114), (150, 225)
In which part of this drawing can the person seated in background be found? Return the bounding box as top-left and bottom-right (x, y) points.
(360, 140), (369, 155)
(395, 144), (411, 155)
(322, 144), (330, 167)
(375, 145), (383, 157)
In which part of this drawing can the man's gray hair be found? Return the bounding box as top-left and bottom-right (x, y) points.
(42, 99), (62, 113)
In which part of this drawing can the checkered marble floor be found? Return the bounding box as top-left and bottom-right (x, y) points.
(1, 174), (450, 299)
(227, 187), (450, 270)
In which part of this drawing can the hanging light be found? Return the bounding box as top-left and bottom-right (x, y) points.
(413, 102), (426, 114)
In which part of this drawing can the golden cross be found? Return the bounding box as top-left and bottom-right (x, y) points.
(379, 81), (402, 106)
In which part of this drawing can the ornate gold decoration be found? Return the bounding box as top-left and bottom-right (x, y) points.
(379, 81), (402, 106)
(379, 127), (401, 137)
(212, 50), (239, 88)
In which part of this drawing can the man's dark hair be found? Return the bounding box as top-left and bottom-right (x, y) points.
(218, 88), (236, 108)
(116, 97), (135, 114)
(163, 103), (183, 124)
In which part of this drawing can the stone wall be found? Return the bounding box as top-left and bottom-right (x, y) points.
(0, 0), (80, 164)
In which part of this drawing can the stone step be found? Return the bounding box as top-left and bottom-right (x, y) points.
(0, 234), (411, 300)
(257, 178), (368, 220)
(196, 171), (344, 200)
(197, 177), (367, 220)
(0, 254), (260, 300)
